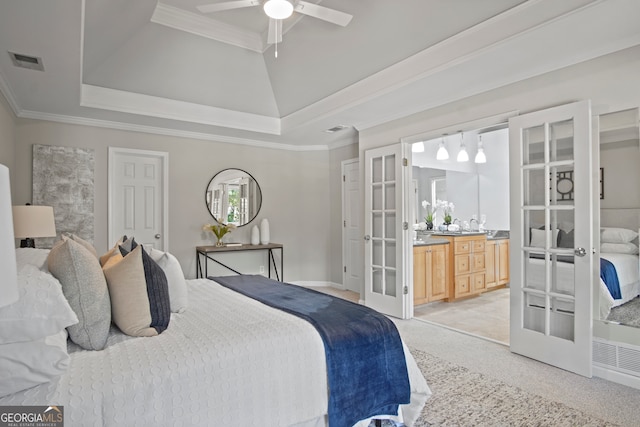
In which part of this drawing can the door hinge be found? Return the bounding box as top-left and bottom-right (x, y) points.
(402, 157), (408, 166)
(344, 220), (346, 227)
(403, 221), (409, 230)
(344, 266), (347, 273)
(343, 175), (346, 182)
(403, 285), (408, 295)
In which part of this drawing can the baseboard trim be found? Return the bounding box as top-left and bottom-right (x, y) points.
(593, 365), (640, 390)
(289, 280), (344, 289)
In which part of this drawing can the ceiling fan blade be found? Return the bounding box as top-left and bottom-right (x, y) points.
(197, 0), (260, 14)
(294, 1), (352, 27)
(267, 18), (282, 44)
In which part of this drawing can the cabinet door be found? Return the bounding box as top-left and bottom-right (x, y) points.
(429, 244), (449, 301)
(413, 247), (428, 305)
(472, 273), (486, 293)
(485, 240), (497, 287)
(498, 240), (510, 284)
(454, 275), (471, 297)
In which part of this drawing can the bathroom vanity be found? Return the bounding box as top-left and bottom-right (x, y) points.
(413, 231), (509, 304)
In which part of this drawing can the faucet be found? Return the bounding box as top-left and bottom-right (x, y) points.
(469, 217), (479, 231)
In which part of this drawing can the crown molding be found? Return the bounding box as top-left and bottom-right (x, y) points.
(16, 109), (329, 152)
(151, 2), (264, 53)
(81, 84), (281, 135)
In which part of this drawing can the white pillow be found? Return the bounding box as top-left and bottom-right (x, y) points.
(15, 248), (51, 272)
(601, 227), (639, 244)
(0, 265), (78, 345)
(149, 248), (189, 313)
(601, 242), (639, 255)
(530, 228), (559, 248)
(0, 329), (70, 398)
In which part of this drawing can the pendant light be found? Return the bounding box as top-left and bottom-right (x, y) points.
(436, 134), (449, 160)
(475, 134), (487, 164)
(412, 141), (424, 153)
(456, 131), (469, 162)
(264, 0), (294, 19)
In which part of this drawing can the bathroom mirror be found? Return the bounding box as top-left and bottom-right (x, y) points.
(205, 168), (262, 226)
(598, 108), (640, 328)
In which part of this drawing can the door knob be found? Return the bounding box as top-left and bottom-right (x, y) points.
(155, 234), (161, 239)
(574, 247), (586, 257)
(364, 235), (371, 241)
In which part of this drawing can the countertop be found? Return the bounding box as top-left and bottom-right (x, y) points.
(413, 238), (450, 247)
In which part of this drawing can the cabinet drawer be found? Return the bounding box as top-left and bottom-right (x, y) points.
(473, 253), (485, 271)
(472, 273), (486, 292)
(455, 275), (471, 296)
(455, 254), (470, 275)
(473, 240), (485, 252)
(454, 241), (471, 254)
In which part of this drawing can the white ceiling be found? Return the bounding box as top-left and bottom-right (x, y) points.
(0, 0), (639, 150)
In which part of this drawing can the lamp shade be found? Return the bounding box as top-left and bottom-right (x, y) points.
(0, 164), (19, 307)
(264, 0), (293, 19)
(436, 141), (449, 160)
(12, 205), (56, 239)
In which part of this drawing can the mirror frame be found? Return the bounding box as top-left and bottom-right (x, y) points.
(205, 168), (262, 227)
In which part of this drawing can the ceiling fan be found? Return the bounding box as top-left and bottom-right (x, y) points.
(197, 0), (353, 46)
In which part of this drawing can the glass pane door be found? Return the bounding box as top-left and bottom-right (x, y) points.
(364, 144), (411, 318)
(510, 100), (593, 377)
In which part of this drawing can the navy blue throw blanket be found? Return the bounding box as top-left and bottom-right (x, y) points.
(601, 258), (621, 300)
(211, 274), (411, 427)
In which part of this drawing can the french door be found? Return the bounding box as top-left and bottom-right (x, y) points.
(364, 144), (412, 319)
(509, 100), (594, 377)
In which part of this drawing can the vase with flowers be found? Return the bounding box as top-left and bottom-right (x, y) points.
(435, 199), (455, 225)
(203, 222), (236, 247)
(421, 200), (434, 230)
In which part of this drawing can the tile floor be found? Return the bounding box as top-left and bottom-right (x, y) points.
(310, 285), (510, 345)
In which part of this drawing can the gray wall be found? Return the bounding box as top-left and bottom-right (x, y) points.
(1, 97), (355, 283)
(0, 94), (15, 182)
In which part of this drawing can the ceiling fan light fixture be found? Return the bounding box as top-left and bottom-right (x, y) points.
(264, 0), (293, 19)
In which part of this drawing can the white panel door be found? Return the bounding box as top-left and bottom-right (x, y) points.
(509, 100), (593, 377)
(364, 144), (412, 319)
(109, 148), (168, 251)
(342, 159), (362, 294)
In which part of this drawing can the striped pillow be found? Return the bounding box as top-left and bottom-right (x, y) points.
(103, 244), (170, 336)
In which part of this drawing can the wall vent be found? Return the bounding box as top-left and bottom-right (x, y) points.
(324, 124), (349, 133)
(593, 338), (640, 377)
(9, 52), (44, 71)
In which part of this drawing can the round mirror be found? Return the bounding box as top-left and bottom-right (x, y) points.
(205, 168), (262, 226)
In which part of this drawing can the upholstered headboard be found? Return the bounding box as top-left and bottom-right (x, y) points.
(600, 208), (640, 231)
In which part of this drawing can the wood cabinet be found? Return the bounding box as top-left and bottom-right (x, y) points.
(438, 234), (487, 301)
(485, 238), (510, 289)
(413, 243), (449, 305)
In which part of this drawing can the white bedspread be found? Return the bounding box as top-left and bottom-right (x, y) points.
(0, 278), (430, 426)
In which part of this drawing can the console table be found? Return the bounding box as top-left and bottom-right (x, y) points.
(196, 243), (284, 281)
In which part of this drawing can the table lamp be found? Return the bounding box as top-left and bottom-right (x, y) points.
(0, 164), (18, 307)
(12, 204), (56, 248)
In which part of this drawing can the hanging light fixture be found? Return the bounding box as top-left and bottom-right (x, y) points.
(456, 131), (469, 162)
(475, 134), (487, 164)
(412, 141), (424, 153)
(264, 0), (294, 19)
(436, 134), (449, 160)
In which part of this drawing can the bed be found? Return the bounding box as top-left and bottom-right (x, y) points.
(0, 246), (431, 427)
(524, 225), (640, 319)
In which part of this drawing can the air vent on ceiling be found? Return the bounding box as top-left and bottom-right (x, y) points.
(9, 52), (44, 71)
(324, 124), (350, 133)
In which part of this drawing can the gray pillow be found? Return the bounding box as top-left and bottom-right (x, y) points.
(48, 235), (111, 350)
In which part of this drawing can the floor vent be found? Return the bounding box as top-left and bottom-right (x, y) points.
(593, 339), (640, 377)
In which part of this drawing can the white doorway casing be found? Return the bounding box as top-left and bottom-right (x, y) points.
(108, 147), (169, 251)
(342, 159), (363, 294)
